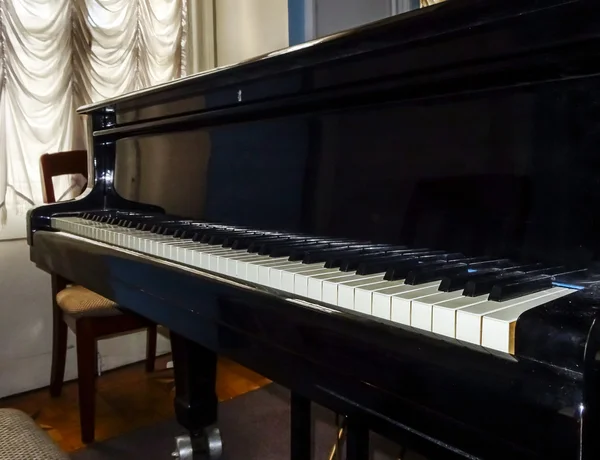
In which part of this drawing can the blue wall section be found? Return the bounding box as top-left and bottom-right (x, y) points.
(288, 0), (306, 45)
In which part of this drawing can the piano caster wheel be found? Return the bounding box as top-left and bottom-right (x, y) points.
(172, 427), (223, 460)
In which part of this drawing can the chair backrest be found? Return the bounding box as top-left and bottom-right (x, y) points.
(40, 150), (88, 204)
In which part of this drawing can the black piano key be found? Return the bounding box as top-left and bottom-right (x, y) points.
(288, 244), (352, 261)
(272, 242), (333, 258)
(299, 244), (388, 265)
(191, 226), (239, 242)
(439, 268), (500, 292)
(463, 266), (565, 297)
(296, 244), (380, 264)
(150, 221), (192, 234)
(383, 258), (448, 281)
(136, 218), (182, 231)
(257, 238), (322, 255)
(550, 268), (588, 287)
(356, 251), (448, 275)
(247, 237), (300, 253)
(324, 247), (399, 269)
(222, 232), (267, 247)
(301, 246), (364, 264)
(488, 274), (553, 302)
(338, 248), (425, 272)
(269, 241), (350, 258)
(405, 262), (469, 285)
(107, 216), (122, 225)
(172, 224), (212, 238)
(383, 253), (466, 280)
(202, 229), (252, 245)
(230, 234), (288, 249)
(467, 258), (511, 269)
(438, 263), (542, 292)
(210, 229), (265, 245)
(159, 227), (180, 236)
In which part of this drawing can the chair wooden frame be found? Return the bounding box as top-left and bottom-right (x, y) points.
(41, 150), (158, 444)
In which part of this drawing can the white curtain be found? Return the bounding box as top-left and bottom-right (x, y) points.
(0, 0), (186, 226)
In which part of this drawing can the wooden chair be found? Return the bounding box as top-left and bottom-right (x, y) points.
(40, 150), (158, 444)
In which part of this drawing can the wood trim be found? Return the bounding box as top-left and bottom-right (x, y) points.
(40, 150), (88, 204)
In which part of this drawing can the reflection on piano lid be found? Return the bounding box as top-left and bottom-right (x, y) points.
(50, 212), (580, 355)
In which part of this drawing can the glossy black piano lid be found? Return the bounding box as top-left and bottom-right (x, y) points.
(78, 0), (588, 125)
(112, 73), (600, 271)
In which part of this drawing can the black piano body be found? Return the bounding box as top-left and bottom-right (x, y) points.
(26, 0), (600, 458)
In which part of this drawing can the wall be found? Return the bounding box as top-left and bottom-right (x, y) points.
(0, 231), (171, 399)
(288, 0), (419, 44)
(215, 0), (289, 67)
(314, 0), (392, 38)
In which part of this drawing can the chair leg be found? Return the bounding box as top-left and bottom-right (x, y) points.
(145, 325), (157, 373)
(76, 318), (97, 444)
(50, 274), (68, 398)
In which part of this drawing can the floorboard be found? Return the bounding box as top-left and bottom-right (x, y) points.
(0, 354), (270, 452)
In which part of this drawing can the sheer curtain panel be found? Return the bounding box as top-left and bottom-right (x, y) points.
(0, 0), (187, 227)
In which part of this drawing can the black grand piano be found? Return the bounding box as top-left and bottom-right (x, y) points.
(26, 0), (600, 458)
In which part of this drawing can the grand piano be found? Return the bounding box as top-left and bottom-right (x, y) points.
(26, 0), (600, 458)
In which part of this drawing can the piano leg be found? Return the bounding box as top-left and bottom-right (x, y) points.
(170, 332), (222, 460)
(346, 416), (369, 460)
(291, 392), (312, 459)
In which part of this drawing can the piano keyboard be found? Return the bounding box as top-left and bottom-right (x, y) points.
(50, 212), (581, 355)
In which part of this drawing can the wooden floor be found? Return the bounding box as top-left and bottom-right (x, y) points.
(0, 354), (270, 453)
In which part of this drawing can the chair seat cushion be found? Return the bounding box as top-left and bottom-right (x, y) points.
(56, 285), (122, 318)
(0, 409), (69, 459)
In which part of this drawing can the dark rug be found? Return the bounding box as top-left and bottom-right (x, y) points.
(71, 384), (410, 459)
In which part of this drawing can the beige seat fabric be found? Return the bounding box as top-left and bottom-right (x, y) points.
(0, 409), (69, 460)
(56, 285), (122, 318)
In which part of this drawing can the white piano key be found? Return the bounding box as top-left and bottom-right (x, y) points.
(306, 270), (352, 301)
(161, 241), (190, 259)
(234, 255), (273, 279)
(411, 291), (464, 332)
(147, 236), (173, 256)
(390, 284), (441, 325)
(321, 273), (369, 305)
(372, 292), (393, 320)
(182, 244), (205, 265)
(431, 295), (489, 338)
(336, 274), (386, 309)
(246, 256), (289, 283)
(200, 246), (232, 270)
(174, 242), (199, 263)
(279, 264), (325, 292)
(224, 253), (264, 277)
(191, 248), (205, 268)
(293, 267), (334, 297)
(240, 257), (286, 281)
(353, 279), (410, 315)
(255, 258), (294, 285)
(266, 261), (304, 290)
(481, 288), (572, 353)
(216, 249), (251, 273)
(208, 248), (238, 272)
(456, 287), (566, 346)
